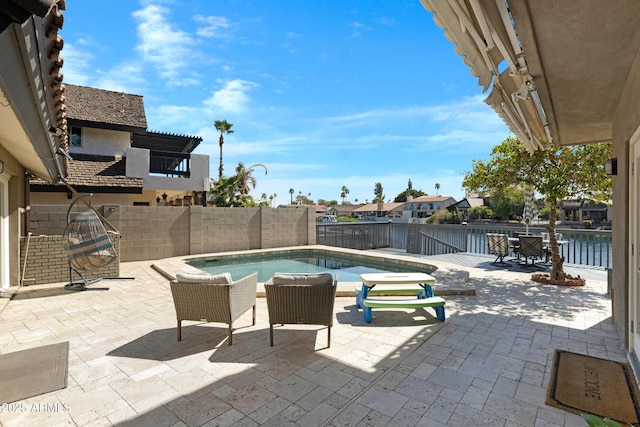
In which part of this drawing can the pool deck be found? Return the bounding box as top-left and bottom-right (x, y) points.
(0, 247), (620, 426)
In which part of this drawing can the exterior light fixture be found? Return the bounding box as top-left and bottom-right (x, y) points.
(162, 192), (168, 200)
(48, 126), (65, 137)
(604, 158), (617, 176)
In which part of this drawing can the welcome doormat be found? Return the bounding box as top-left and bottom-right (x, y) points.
(546, 349), (640, 424)
(0, 342), (69, 403)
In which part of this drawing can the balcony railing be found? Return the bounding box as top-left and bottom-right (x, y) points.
(149, 150), (191, 177)
(316, 222), (613, 269)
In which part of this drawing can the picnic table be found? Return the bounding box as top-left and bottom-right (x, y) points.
(356, 273), (446, 323)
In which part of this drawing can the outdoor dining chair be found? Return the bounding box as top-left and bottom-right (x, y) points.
(486, 233), (511, 266)
(518, 235), (545, 268)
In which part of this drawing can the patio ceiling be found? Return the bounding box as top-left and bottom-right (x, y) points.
(421, 0), (640, 150)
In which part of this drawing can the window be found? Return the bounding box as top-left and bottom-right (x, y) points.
(70, 126), (82, 147)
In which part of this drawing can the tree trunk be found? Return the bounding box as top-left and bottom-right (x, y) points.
(548, 200), (566, 280)
(218, 134), (224, 180)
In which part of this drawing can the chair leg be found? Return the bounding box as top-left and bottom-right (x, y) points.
(269, 324), (274, 346)
(252, 305), (256, 325)
(228, 323), (233, 346)
(177, 320), (182, 341)
(327, 326), (331, 348)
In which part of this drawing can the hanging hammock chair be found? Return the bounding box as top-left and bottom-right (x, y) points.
(62, 194), (121, 291)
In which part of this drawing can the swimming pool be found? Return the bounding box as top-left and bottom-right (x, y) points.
(187, 249), (436, 283)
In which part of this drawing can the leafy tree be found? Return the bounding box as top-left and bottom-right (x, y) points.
(435, 182), (440, 196)
(468, 205), (494, 220)
(289, 188), (294, 204)
(214, 120), (234, 180)
(491, 186), (524, 220)
(295, 193), (314, 205)
(394, 189), (426, 202)
(394, 178), (426, 202)
(373, 182), (385, 203)
(426, 209), (455, 224)
(463, 136), (612, 280)
(208, 162), (266, 207)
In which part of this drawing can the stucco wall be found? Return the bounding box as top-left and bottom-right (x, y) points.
(69, 127), (130, 156)
(611, 45), (640, 346)
(0, 146), (27, 287)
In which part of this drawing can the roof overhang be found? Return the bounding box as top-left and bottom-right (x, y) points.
(420, 0), (640, 150)
(0, 2), (67, 182)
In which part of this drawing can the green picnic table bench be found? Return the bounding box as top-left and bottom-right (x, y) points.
(356, 273), (446, 323)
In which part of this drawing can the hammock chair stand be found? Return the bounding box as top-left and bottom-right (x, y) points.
(63, 194), (133, 291)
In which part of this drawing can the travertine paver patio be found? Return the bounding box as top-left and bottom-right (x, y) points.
(0, 254), (623, 426)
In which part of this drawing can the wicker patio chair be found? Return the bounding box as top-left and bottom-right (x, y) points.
(264, 273), (337, 348)
(170, 272), (258, 345)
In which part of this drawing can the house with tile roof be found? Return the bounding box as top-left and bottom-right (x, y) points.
(30, 84), (209, 206)
(0, 0), (68, 290)
(352, 202), (404, 220)
(397, 195), (457, 220)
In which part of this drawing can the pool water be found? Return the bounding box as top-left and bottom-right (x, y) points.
(188, 252), (433, 283)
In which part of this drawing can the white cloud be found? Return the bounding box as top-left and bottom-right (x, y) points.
(347, 21), (372, 38)
(194, 15), (232, 38)
(132, 4), (201, 84)
(59, 42), (93, 86)
(204, 79), (258, 113)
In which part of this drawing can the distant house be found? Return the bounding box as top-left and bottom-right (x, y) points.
(398, 195), (457, 219)
(447, 196), (487, 219)
(328, 204), (362, 218)
(30, 84), (209, 206)
(558, 199), (611, 225)
(353, 203), (404, 220)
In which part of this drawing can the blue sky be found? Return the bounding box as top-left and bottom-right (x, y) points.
(60, 0), (510, 204)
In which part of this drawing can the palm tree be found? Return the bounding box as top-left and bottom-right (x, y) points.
(435, 182), (440, 196)
(236, 162), (267, 194)
(341, 185), (350, 204)
(214, 120), (234, 180)
(289, 188), (294, 204)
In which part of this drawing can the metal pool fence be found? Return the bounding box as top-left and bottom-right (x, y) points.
(316, 222), (612, 269)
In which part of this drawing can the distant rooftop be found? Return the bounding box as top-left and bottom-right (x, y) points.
(64, 84), (147, 130)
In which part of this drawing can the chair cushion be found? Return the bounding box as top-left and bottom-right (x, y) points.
(175, 272), (232, 284)
(271, 273), (334, 285)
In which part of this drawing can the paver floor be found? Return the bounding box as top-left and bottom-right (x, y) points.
(0, 252), (624, 426)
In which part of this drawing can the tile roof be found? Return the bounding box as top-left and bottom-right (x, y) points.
(353, 203), (404, 212)
(409, 195), (456, 203)
(31, 154), (143, 190)
(64, 84), (147, 129)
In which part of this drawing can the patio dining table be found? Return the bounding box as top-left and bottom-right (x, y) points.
(508, 237), (569, 263)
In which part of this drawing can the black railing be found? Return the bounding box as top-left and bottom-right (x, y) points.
(149, 150), (190, 177)
(316, 222), (613, 268)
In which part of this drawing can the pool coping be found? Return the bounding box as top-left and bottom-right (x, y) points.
(151, 245), (475, 297)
